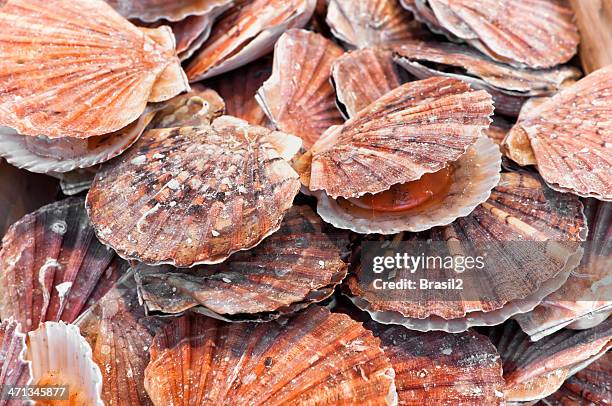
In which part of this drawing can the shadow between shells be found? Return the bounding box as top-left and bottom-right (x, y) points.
(0, 0), (610, 405)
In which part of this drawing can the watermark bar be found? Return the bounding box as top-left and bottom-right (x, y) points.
(0, 385), (70, 401)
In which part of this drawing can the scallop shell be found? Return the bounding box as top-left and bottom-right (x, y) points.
(332, 48), (404, 118)
(514, 200), (612, 341)
(86, 116), (302, 267)
(326, 0), (426, 48)
(55, 168), (97, 196)
(366, 321), (505, 404)
(346, 171), (587, 331)
(26, 321), (103, 405)
(0, 198), (129, 332)
(107, 0), (233, 23)
(0, 0), (188, 138)
(306, 76), (494, 199)
(208, 58), (273, 127)
(256, 29), (344, 149)
(76, 272), (164, 406)
(143, 306), (397, 405)
(407, 0), (579, 69)
(150, 84), (225, 128)
(0, 107), (158, 174)
(0, 319), (29, 398)
(501, 97), (547, 167)
(185, 0), (316, 81)
(394, 40), (580, 117)
(316, 135), (501, 233)
(133, 204), (349, 320)
(486, 319), (612, 403)
(507, 66), (612, 201)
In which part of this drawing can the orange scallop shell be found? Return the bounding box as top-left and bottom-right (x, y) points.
(0, 0), (188, 138)
(144, 306), (397, 405)
(0, 198), (129, 332)
(307, 76), (493, 199)
(86, 116), (302, 267)
(508, 66), (612, 201)
(133, 204), (349, 320)
(257, 29), (344, 149)
(0, 318), (29, 396)
(107, 0), (233, 22)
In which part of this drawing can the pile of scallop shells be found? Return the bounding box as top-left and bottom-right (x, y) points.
(0, 0), (610, 404)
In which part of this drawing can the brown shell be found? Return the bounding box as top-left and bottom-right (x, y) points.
(133, 205), (349, 319)
(150, 84), (225, 128)
(332, 48), (404, 118)
(144, 306), (397, 405)
(256, 29), (344, 149)
(0, 198), (128, 332)
(208, 58), (273, 127)
(0, 319), (29, 396)
(326, 0), (426, 48)
(0, 0), (187, 138)
(107, 0), (233, 22)
(308, 76), (494, 199)
(185, 0), (316, 81)
(76, 272), (165, 406)
(347, 171), (586, 327)
(515, 200), (612, 341)
(366, 321), (505, 405)
(421, 0), (579, 68)
(508, 66), (612, 200)
(486, 319), (612, 403)
(394, 40), (580, 116)
(539, 352), (612, 405)
(86, 116), (302, 267)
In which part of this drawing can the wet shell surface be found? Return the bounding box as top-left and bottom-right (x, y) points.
(208, 58), (273, 127)
(515, 200), (612, 341)
(507, 66), (612, 201)
(394, 40), (580, 117)
(86, 116), (302, 267)
(366, 321), (505, 404)
(0, 0), (188, 138)
(0, 198), (129, 332)
(76, 272), (164, 406)
(149, 84), (225, 128)
(185, 0), (316, 81)
(405, 0), (580, 68)
(326, 0), (425, 48)
(0, 107), (157, 174)
(107, 0), (234, 22)
(0, 318), (29, 399)
(332, 48), (404, 118)
(143, 306), (397, 405)
(27, 321), (103, 405)
(257, 29), (344, 150)
(133, 204), (349, 320)
(307, 76), (494, 199)
(486, 319), (612, 403)
(346, 171), (587, 331)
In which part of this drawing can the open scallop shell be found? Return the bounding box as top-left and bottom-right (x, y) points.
(76, 271), (164, 406)
(346, 171), (587, 331)
(0, 198), (129, 332)
(107, 0), (233, 23)
(26, 321), (103, 405)
(515, 200), (612, 341)
(305, 76), (494, 199)
(0, 0), (188, 139)
(326, 0), (426, 48)
(316, 135), (501, 233)
(0, 107), (158, 174)
(86, 116), (302, 267)
(366, 321), (505, 404)
(208, 58), (273, 127)
(133, 204), (349, 320)
(332, 48), (404, 118)
(507, 66), (612, 201)
(185, 0), (316, 81)
(404, 0), (579, 69)
(0, 319), (29, 396)
(256, 29), (344, 149)
(394, 40), (580, 117)
(144, 306), (397, 405)
(150, 85), (225, 128)
(485, 319), (612, 403)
